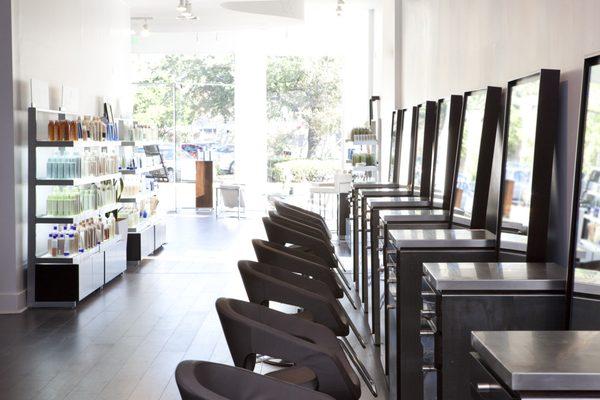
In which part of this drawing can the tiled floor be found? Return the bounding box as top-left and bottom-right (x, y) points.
(0, 212), (387, 399)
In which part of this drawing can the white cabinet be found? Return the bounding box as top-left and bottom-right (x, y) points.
(154, 221), (167, 250)
(78, 254), (94, 301)
(105, 238), (127, 283)
(92, 251), (104, 291)
(140, 225), (155, 257)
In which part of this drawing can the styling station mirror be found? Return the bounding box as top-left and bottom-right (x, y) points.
(389, 71), (561, 400)
(351, 107), (414, 283)
(569, 55), (600, 330)
(498, 72), (557, 261)
(389, 109), (404, 184)
(355, 103), (435, 302)
(367, 96), (464, 351)
(452, 89), (489, 225)
(384, 86), (504, 400)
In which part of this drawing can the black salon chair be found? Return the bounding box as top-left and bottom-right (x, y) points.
(175, 360), (334, 400)
(216, 298), (362, 400)
(237, 260), (376, 395)
(252, 239), (360, 307)
(262, 216), (352, 290)
(273, 200), (332, 240)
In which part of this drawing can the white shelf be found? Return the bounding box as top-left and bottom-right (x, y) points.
(36, 140), (121, 149)
(346, 139), (378, 146)
(32, 108), (82, 116)
(36, 172), (121, 186)
(35, 203), (120, 224)
(121, 140), (160, 147)
(35, 235), (122, 264)
(121, 165), (163, 175)
(128, 217), (160, 233)
(352, 165), (379, 172)
(119, 191), (157, 203)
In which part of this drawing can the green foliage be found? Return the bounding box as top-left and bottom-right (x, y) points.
(270, 159), (339, 183)
(267, 56), (342, 159)
(133, 54), (235, 143)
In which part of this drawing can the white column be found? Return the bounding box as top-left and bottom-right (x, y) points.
(0, 0), (24, 313)
(234, 34), (267, 199)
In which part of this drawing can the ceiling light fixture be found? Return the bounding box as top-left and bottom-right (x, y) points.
(176, 0), (186, 12)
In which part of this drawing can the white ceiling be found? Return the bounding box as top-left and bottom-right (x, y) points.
(125, 0), (377, 32)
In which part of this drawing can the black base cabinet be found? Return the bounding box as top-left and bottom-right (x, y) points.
(127, 219), (167, 262)
(34, 236), (127, 303)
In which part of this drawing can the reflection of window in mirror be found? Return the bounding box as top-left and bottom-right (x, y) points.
(577, 64), (600, 265)
(433, 100), (449, 205)
(453, 90), (487, 220)
(388, 111), (398, 182)
(399, 109), (413, 187)
(414, 106), (426, 193)
(501, 76), (540, 243)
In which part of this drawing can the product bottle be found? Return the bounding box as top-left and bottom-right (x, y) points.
(47, 233), (54, 254)
(51, 234), (58, 257)
(48, 121), (55, 141)
(64, 234), (70, 256)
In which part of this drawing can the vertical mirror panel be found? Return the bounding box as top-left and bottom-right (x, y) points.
(433, 100), (449, 205)
(453, 90), (487, 220)
(413, 105), (426, 193)
(500, 76), (540, 248)
(388, 111), (398, 182)
(576, 64), (600, 266)
(399, 108), (413, 187)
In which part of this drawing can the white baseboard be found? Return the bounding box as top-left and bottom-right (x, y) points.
(0, 290), (27, 314)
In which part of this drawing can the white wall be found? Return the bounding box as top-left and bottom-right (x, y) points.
(2, 0), (131, 313)
(398, 0), (600, 266)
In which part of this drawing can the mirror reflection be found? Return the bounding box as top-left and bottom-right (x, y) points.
(413, 105), (426, 193)
(399, 108), (413, 187)
(576, 64), (600, 265)
(453, 90), (487, 219)
(433, 100), (449, 204)
(501, 76), (540, 239)
(389, 111), (398, 182)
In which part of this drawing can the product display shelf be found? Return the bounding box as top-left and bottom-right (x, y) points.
(119, 191), (157, 203)
(36, 172), (121, 187)
(35, 234), (122, 264)
(36, 140), (121, 148)
(352, 164), (379, 172)
(128, 216), (159, 234)
(35, 202), (121, 224)
(346, 138), (378, 146)
(120, 140), (159, 147)
(120, 164), (163, 175)
(27, 106), (128, 308)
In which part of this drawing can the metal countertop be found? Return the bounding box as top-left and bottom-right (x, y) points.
(423, 262), (565, 291)
(472, 330), (600, 391)
(381, 209), (449, 222)
(388, 228), (496, 249)
(575, 268), (600, 297)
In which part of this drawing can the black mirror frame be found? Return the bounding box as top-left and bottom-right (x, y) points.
(389, 109), (405, 184)
(567, 55), (600, 327)
(495, 69), (560, 260)
(450, 86), (503, 228)
(431, 95), (464, 210)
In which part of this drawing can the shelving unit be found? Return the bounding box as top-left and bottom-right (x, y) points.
(27, 107), (127, 308)
(117, 137), (167, 263)
(342, 96), (382, 183)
